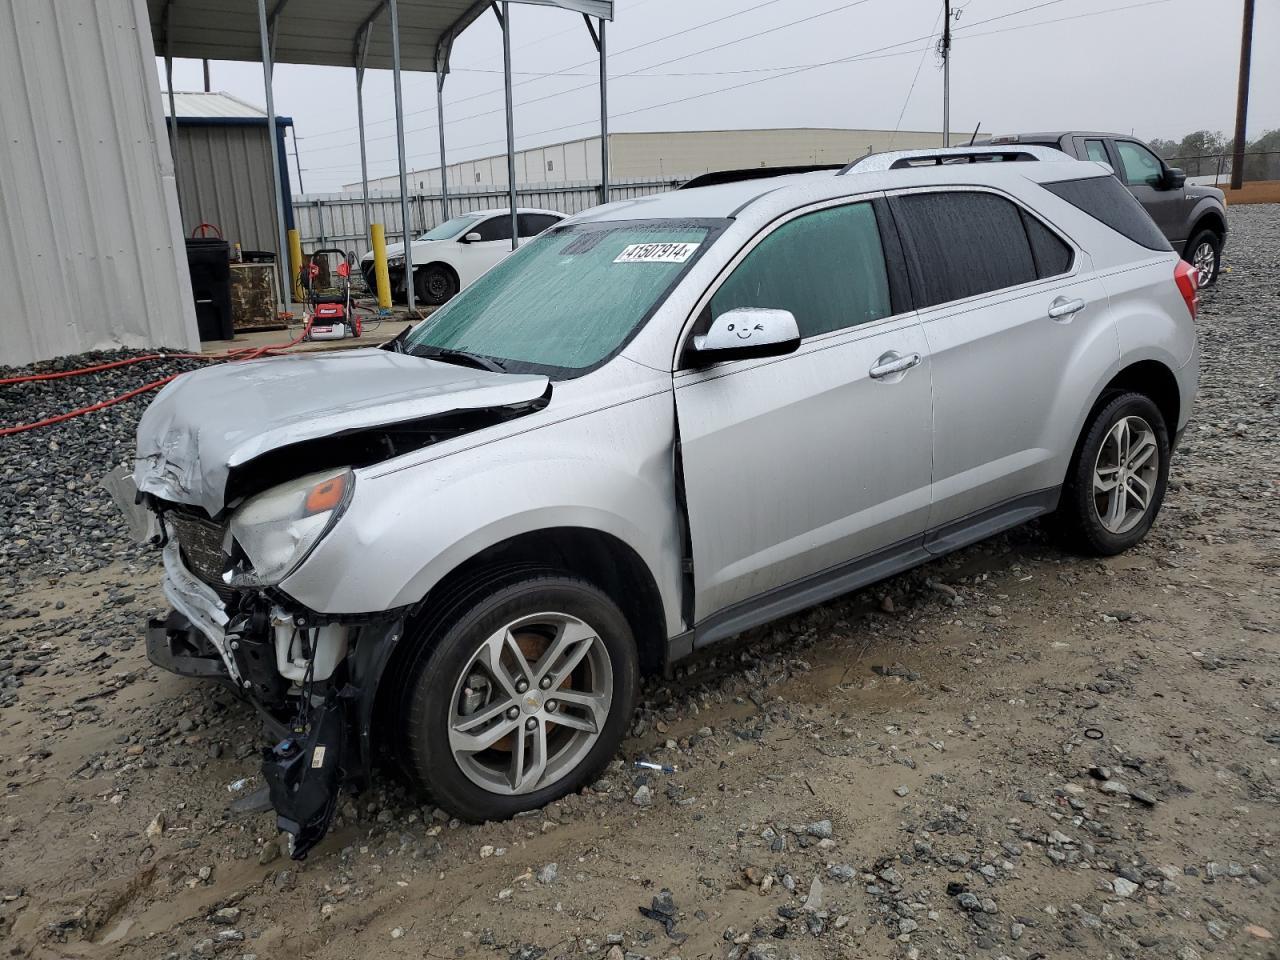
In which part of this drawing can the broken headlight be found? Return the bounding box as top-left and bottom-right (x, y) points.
(228, 468), (354, 586)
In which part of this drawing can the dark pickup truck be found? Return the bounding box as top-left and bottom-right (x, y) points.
(981, 132), (1227, 285)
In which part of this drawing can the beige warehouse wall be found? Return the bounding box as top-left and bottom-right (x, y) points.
(611, 128), (958, 177)
(0, 0), (198, 365)
(351, 128), (971, 194)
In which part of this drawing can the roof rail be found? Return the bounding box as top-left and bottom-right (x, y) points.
(679, 164), (843, 190)
(840, 144), (1068, 175)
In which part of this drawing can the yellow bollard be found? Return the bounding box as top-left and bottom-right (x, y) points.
(287, 228), (304, 303)
(370, 223), (392, 310)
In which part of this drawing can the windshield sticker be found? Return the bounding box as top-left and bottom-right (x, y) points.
(614, 242), (699, 264)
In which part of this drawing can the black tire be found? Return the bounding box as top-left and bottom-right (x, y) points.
(1184, 229), (1221, 287)
(400, 571), (638, 821)
(1054, 392), (1170, 556)
(415, 264), (459, 306)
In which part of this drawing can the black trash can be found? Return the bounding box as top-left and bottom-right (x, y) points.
(185, 237), (233, 341)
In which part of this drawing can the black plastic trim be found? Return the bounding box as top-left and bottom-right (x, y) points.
(923, 487), (1060, 556)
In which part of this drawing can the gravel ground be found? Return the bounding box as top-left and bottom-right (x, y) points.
(0, 207), (1277, 960)
(0, 350), (207, 587)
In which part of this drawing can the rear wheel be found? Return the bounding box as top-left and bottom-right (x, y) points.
(1185, 229), (1221, 287)
(401, 572), (637, 821)
(1054, 392), (1170, 556)
(415, 264), (459, 306)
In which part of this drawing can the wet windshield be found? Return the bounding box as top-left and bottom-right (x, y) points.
(417, 214), (483, 242)
(403, 219), (723, 376)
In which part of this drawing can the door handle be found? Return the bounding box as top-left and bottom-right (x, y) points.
(869, 352), (922, 380)
(1047, 296), (1086, 321)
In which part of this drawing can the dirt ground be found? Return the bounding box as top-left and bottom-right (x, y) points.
(2, 209), (1277, 960)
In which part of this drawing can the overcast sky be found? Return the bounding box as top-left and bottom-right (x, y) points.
(159, 0), (1278, 194)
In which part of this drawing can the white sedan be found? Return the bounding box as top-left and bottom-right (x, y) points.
(361, 207), (565, 306)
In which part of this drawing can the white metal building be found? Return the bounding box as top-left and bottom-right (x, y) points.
(1, 0), (198, 366)
(351, 127), (976, 192)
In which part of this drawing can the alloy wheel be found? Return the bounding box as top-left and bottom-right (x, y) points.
(1092, 415), (1159, 535)
(1192, 242), (1216, 286)
(447, 612), (612, 796)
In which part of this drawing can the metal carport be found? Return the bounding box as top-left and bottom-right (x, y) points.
(148, 0), (614, 313)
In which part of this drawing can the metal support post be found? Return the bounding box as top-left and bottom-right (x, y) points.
(355, 65), (372, 249)
(257, 0), (292, 314)
(388, 0), (416, 310)
(599, 18), (609, 205)
(585, 14), (609, 205)
(437, 75), (450, 221)
(499, 2), (518, 250)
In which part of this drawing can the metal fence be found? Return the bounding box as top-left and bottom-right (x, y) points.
(293, 176), (683, 256)
(1164, 150), (1280, 184)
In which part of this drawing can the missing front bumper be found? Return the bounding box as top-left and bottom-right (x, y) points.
(146, 605), (407, 860)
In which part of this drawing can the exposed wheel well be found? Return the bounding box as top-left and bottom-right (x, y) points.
(1100, 360), (1180, 435)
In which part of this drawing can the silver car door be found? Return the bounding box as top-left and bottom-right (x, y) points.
(887, 187), (1114, 542)
(673, 198), (933, 624)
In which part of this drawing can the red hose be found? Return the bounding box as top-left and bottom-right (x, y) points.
(0, 332), (308, 437)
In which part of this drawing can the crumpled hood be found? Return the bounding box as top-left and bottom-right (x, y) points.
(134, 349), (549, 514)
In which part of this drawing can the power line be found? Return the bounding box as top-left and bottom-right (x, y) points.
(301, 0), (799, 142)
(424, 0), (1171, 165)
(890, 4), (944, 150)
(312, 0), (1172, 179)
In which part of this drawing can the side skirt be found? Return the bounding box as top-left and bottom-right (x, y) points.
(668, 487), (1060, 664)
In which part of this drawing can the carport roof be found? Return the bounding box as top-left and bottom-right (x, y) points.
(148, 0), (613, 73)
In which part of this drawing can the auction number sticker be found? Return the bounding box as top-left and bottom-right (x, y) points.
(614, 242), (699, 264)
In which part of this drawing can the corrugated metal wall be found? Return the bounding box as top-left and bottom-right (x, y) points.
(173, 123), (281, 261)
(0, 0), (198, 366)
(295, 177), (681, 257)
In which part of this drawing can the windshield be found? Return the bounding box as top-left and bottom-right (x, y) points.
(403, 219), (723, 376)
(417, 214), (483, 242)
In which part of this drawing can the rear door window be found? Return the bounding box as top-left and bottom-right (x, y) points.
(518, 213), (561, 237)
(1083, 138), (1110, 164)
(890, 191), (1037, 309)
(1043, 176), (1172, 251)
(473, 215), (514, 243)
(709, 202), (892, 339)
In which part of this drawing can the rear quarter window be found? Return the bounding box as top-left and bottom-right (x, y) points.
(1042, 176), (1172, 252)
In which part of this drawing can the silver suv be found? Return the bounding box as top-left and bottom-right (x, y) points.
(116, 146), (1200, 857)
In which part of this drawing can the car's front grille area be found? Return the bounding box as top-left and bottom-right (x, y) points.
(168, 512), (233, 601)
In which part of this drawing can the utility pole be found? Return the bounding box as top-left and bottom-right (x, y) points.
(1230, 0), (1254, 191)
(941, 0), (951, 145)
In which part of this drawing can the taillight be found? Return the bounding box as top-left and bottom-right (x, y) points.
(1173, 259), (1199, 321)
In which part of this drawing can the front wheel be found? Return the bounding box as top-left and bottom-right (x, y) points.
(1054, 392), (1170, 556)
(1185, 229), (1221, 287)
(401, 573), (638, 821)
(415, 264), (459, 306)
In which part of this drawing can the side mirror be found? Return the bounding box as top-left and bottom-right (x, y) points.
(688, 308), (801, 365)
(1162, 167), (1187, 189)
(461, 232), (483, 243)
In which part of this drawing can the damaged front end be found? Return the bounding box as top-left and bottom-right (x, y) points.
(107, 349), (553, 858)
(140, 523), (406, 859)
